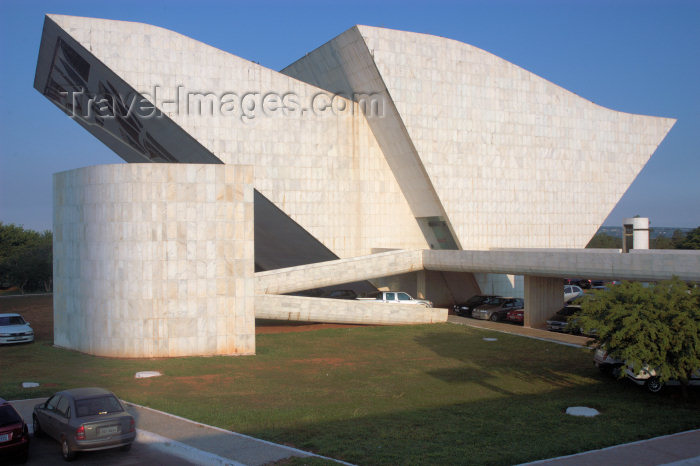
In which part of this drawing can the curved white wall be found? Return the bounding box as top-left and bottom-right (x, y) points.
(53, 164), (254, 357)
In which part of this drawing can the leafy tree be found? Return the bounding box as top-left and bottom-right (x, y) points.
(671, 229), (687, 248)
(586, 233), (622, 249)
(676, 226), (700, 250)
(577, 278), (700, 395)
(0, 223), (53, 293)
(651, 235), (674, 249)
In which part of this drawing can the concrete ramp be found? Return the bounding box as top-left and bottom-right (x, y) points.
(255, 249), (423, 295)
(255, 295), (447, 325)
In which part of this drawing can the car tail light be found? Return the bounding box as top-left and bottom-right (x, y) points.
(129, 418), (135, 432)
(76, 425), (86, 440)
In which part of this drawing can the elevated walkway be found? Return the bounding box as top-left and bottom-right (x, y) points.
(254, 248), (700, 327)
(255, 249), (423, 295)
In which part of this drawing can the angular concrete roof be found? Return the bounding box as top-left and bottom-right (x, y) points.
(283, 25), (675, 251)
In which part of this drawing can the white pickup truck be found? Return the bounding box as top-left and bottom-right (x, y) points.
(357, 291), (433, 308)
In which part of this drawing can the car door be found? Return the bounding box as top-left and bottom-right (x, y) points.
(385, 292), (396, 303)
(54, 395), (72, 441)
(39, 395), (62, 439)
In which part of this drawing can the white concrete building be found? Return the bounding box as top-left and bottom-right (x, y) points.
(35, 15), (679, 357)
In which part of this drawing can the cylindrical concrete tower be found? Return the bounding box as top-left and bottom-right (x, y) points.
(622, 217), (650, 252)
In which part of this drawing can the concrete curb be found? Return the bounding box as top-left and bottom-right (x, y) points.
(136, 429), (245, 466)
(447, 316), (588, 348)
(520, 429), (700, 465)
(125, 401), (354, 465)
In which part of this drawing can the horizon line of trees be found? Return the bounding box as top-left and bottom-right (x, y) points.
(587, 226), (700, 250)
(0, 222), (697, 294)
(0, 223), (53, 293)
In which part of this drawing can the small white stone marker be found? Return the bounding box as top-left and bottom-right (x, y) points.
(566, 406), (600, 417)
(483, 337), (498, 342)
(22, 382), (40, 388)
(135, 371), (162, 379)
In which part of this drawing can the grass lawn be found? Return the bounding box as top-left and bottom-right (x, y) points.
(1, 298), (699, 465)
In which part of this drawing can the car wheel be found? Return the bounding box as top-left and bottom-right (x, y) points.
(489, 313), (499, 322)
(32, 415), (43, 437)
(61, 437), (76, 461)
(646, 377), (664, 393)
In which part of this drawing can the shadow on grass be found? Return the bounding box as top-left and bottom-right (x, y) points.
(245, 378), (700, 465)
(237, 328), (700, 465)
(414, 329), (591, 390)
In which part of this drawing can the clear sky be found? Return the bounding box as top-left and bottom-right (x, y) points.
(1, 0), (698, 232)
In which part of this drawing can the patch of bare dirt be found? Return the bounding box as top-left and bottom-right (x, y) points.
(0, 294), (53, 340)
(255, 320), (367, 334)
(0, 296), (368, 342)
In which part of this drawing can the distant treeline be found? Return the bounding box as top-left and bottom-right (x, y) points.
(0, 221), (696, 294)
(0, 223), (52, 293)
(587, 226), (700, 250)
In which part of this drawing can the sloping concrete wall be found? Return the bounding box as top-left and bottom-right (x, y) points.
(255, 295), (447, 325)
(355, 25), (675, 251)
(36, 15), (427, 261)
(255, 249), (423, 295)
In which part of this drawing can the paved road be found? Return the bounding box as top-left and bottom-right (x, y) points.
(8, 398), (195, 466)
(9, 398), (327, 466)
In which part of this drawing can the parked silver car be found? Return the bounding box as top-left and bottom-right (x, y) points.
(33, 388), (135, 461)
(0, 313), (34, 344)
(564, 285), (584, 303)
(594, 349), (700, 393)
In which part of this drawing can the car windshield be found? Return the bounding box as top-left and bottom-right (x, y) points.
(0, 405), (22, 427)
(487, 298), (505, 305)
(75, 395), (123, 417)
(0, 316), (26, 326)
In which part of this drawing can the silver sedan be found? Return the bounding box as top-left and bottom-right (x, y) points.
(32, 387), (136, 461)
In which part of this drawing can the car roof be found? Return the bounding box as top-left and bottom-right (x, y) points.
(56, 387), (115, 399)
(0, 313), (21, 318)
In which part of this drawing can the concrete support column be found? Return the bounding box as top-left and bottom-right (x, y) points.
(416, 270), (427, 299)
(524, 276), (563, 329)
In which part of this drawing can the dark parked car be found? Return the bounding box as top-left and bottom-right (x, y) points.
(453, 295), (499, 317)
(0, 398), (30, 463)
(545, 305), (582, 333)
(323, 289), (357, 300)
(472, 298), (524, 321)
(33, 388), (135, 461)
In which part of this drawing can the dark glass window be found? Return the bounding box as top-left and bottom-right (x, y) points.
(0, 405), (22, 427)
(56, 397), (71, 418)
(75, 396), (123, 417)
